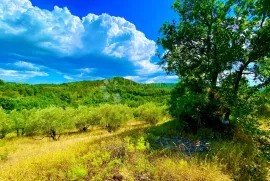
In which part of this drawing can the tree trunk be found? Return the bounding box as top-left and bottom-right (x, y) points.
(208, 72), (219, 101)
(224, 61), (251, 120)
(50, 129), (57, 141)
(81, 127), (88, 132)
(21, 128), (25, 136)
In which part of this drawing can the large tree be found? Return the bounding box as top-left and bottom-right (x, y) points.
(158, 0), (270, 131)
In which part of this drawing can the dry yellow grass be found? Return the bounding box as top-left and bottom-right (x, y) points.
(153, 158), (231, 181)
(0, 124), (146, 180)
(0, 123), (232, 181)
(0, 129), (106, 170)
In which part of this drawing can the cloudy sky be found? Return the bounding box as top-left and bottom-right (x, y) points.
(0, 0), (178, 84)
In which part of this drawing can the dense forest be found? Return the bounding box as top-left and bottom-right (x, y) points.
(0, 77), (173, 111)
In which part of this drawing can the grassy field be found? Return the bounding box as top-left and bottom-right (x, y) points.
(0, 121), (237, 181)
(1, 121), (268, 181)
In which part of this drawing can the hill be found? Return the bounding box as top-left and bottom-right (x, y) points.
(0, 77), (175, 111)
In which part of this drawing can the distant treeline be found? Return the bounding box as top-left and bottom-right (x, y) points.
(0, 77), (175, 111)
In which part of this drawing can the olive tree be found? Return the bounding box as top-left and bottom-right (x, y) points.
(135, 103), (167, 125)
(34, 107), (74, 140)
(0, 108), (12, 138)
(9, 110), (25, 136)
(73, 106), (101, 132)
(99, 104), (133, 132)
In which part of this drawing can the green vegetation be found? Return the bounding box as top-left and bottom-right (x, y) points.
(0, 102), (169, 140)
(0, 77), (172, 111)
(158, 0), (269, 133)
(0, 0), (269, 180)
(135, 102), (168, 125)
(99, 104), (133, 132)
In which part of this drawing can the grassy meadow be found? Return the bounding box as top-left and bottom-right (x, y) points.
(0, 122), (229, 181)
(0, 117), (269, 181)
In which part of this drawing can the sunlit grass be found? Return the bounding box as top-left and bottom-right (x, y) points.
(0, 123), (233, 181)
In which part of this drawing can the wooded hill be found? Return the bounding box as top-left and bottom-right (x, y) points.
(0, 77), (175, 111)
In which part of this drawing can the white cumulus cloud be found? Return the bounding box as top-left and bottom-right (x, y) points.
(0, 0), (159, 76)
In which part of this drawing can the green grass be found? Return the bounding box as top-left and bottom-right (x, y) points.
(146, 119), (183, 136)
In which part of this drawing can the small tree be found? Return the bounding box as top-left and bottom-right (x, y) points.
(0, 108), (13, 138)
(99, 104), (133, 132)
(35, 107), (72, 140)
(74, 106), (101, 132)
(9, 110), (25, 136)
(22, 108), (41, 136)
(135, 103), (166, 125)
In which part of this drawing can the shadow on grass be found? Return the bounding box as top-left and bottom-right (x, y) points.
(146, 120), (183, 137)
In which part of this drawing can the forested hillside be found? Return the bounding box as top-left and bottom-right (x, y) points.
(0, 77), (174, 111)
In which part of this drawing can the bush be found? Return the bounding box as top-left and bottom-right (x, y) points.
(99, 104), (133, 132)
(68, 167), (88, 180)
(135, 103), (167, 125)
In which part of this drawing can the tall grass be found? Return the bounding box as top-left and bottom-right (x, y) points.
(0, 125), (231, 181)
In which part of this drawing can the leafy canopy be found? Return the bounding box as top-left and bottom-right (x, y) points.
(158, 0), (270, 131)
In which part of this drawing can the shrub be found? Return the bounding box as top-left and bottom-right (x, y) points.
(68, 166), (88, 180)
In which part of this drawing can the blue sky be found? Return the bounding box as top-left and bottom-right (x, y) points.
(0, 0), (179, 84)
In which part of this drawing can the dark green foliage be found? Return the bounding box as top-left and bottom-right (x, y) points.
(0, 79), (5, 86)
(158, 0), (270, 134)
